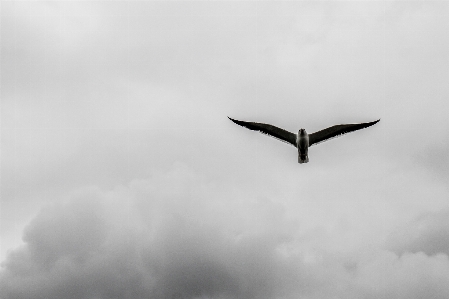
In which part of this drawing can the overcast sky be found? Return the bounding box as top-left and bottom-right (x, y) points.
(1, 1), (449, 298)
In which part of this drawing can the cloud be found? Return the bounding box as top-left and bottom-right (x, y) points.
(2, 1), (449, 298)
(387, 209), (449, 256)
(415, 140), (449, 181)
(352, 251), (449, 299)
(2, 165), (449, 299)
(0, 166), (305, 299)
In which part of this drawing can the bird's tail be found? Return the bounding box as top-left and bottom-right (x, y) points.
(298, 156), (309, 164)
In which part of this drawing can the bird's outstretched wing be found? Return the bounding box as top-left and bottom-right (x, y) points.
(228, 117), (297, 147)
(309, 119), (380, 147)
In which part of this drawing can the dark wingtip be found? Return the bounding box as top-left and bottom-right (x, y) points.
(228, 116), (240, 125)
(365, 119), (380, 126)
(365, 119), (380, 128)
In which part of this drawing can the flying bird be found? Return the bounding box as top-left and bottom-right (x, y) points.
(228, 117), (380, 163)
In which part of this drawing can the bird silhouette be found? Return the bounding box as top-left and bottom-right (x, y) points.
(228, 117), (380, 163)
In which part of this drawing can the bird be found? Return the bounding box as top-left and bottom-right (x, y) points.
(228, 117), (380, 163)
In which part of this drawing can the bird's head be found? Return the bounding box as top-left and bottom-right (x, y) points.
(298, 128), (307, 136)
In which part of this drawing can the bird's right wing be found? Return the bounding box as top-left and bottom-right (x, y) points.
(308, 119), (380, 146)
(228, 117), (297, 147)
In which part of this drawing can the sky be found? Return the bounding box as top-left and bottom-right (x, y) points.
(1, 1), (449, 298)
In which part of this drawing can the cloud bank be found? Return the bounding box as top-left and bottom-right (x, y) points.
(2, 165), (449, 299)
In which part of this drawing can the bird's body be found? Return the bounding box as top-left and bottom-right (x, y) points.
(297, 129), (309, 164)
(228, 117), (379, 163)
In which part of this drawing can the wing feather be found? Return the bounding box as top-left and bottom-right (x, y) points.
(309, 119), (380, 147)
(228, 117), (297, 147)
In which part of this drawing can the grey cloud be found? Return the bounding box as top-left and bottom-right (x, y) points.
(1, 0), (388, 204)
(387, 209), (449, 256)
(2, 169), (449, 299)
(0, 182), (308, 299)
(2, 1), (449, 298)
(415, 140), (449, 181)
(352, 251), (449, 299)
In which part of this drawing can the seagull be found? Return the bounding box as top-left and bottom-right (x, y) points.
(228, 117), (380, 163)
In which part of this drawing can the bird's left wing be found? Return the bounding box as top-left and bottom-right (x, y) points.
(228, 117), (297, 147)
(309, 119), (380, 147)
